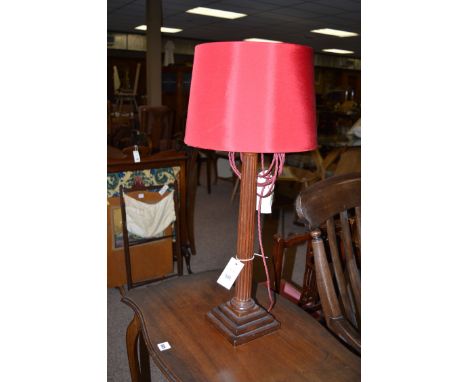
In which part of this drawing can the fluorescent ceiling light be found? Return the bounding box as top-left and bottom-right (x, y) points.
(244, 38), (282, 43)
(135, 25), (183, 33)
(311, 28), (358, 38)
(186, 7), (246, 19)
(161, 27), (182, 33)
(322, 49), (354, 54)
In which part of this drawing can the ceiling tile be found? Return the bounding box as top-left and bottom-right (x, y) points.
(291, 3), (352, 16)
(107, 0), (361, 57)
(218, 0), (279, 12)
(257, 0), (307, 6)
(312, 0), (360, 12)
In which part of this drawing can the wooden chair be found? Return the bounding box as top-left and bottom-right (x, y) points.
(295, 173), (361, 354)
(334, 147), (361, 175)
(139, 105), (175, 153)
(278, 148), (345, 187)
(119, 182), (183, 290)
(115, 63), (141, 113)
(272, 232), (321, 318)
(230, 149), (336, 203)
(196, 149), (217, 194)
(269, 148), (346, 229)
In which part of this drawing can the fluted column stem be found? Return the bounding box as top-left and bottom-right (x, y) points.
(231, 153), (257, 311)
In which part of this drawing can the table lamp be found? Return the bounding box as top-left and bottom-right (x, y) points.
(185, 41), (317, 345)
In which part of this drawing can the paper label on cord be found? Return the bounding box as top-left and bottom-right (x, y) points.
(133, 150), (141, 163)
(256, 172), (274, 214)
(159, 184), (169, 195)
(217, 257), (244, 290)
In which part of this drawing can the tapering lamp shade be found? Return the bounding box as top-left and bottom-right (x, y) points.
(184, 41), (317, 153)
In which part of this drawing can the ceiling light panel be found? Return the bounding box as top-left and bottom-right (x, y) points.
(134, 25), (182, 33)
(186, 7), (247, 19)
(161, 27), (182, 33)
(244, 38), (282, 43)
(311, 28), (358, 37)
(322, 49), (354, 54)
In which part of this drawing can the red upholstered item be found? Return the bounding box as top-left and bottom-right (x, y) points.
(280, 279), (302, 303)
(184, 41), (317, 153)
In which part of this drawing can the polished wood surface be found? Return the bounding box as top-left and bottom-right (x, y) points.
(122, 270), (360, 382)
(296, 173), (361, 354)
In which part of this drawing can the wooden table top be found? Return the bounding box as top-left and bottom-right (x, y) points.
(122, 270), (360, 382)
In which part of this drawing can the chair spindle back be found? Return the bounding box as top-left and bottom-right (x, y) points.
(296, 173), (361, 354)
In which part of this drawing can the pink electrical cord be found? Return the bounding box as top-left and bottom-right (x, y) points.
(229, 152), (285, 312)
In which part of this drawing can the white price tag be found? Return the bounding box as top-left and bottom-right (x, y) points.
(159, 184), (169, 195)
(256, 171), (274, 214)
(157, 342), (171, 351)
(133, 149), (141, 163)
(137, 193), (144, 199)
(217, 257), (244, 290)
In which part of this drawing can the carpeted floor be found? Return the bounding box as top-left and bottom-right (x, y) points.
(107, 166), (308, 381)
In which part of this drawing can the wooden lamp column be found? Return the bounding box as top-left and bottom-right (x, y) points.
(206, 153), (280, 346)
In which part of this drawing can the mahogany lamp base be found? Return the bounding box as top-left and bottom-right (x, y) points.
(206, 300), (280, 346)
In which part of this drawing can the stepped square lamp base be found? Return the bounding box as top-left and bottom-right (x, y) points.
(206, 300), (281, 346)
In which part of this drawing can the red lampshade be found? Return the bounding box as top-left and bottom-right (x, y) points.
(184, 41), (317, 153)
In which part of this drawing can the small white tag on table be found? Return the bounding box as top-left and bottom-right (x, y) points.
(137, 193), (144, 199)
(133, 149), (141, 163)
(159, 184), (169, 195)
(217, 257), (244, 290)
(256, 171), (274, 214)
(157, 342), (171, 351)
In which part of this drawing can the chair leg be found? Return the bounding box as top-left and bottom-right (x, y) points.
(132, 97), (138, 115)
(230, 178), (240, 203)
(206, 156), (211, 194)
(280, 207), (285, 237)
(175, 241), (183, 276)
(183, 246), (193, 274)
(117, 96), (123, 113)
(197, 159), (201, 186)
(213, 154), (219, 185)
